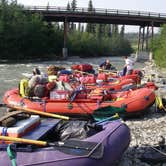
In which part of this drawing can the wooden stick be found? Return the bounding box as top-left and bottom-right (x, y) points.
(8, 105), (70, 120)
(0, 135), (47, 146)
(98, 68), (118, 74)
(73, 69), (94, 76)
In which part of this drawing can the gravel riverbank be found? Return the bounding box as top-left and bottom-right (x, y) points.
(119, 60), (166, 166)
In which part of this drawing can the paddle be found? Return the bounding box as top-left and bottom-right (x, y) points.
(95, 113), (120, 124)
(92, 106), (126, 121)
(0, 104), (70, 120)
(0, 136), (104, 159)
(98, 68), (118, 75)
(73, 69), (94, 76)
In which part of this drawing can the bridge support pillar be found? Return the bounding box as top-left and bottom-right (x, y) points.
(141, 27), (145, 51)
(138, 26), (141, 51)
(137, 25), (152, 52)
(145, 26), (149, 50)
(138, 26), (146, 52)
(63, 18), (68, 59)
(136, 25), (154, 61)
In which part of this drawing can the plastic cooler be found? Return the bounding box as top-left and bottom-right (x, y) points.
(0, 115), (40, 138)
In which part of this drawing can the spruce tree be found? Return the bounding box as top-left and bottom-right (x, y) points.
(86, 0), (96, 34)
(71, 0), (77, 11)
(120, 25), (125, 38)
(70, 0), (77, 31)
(67, 2), (70, 11)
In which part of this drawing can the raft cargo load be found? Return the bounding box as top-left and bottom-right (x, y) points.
(0, 119), (130, 166)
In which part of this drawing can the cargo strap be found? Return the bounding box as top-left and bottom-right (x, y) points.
(1, 127), (8, 144)
(42, 100), (46, 112)
(7, 144), (17, 166)
(2, 127), (7, 136)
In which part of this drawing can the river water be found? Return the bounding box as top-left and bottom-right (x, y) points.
(0, 56), (145, 116)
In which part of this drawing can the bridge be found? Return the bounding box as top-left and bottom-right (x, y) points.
(24, 6), (166, 57)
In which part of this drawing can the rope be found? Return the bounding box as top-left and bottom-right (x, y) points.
(7, 144), (17, 166)
(150, 146), (166, 156)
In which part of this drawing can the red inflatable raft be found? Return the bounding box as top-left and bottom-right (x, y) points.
(3, 87), (155, 116)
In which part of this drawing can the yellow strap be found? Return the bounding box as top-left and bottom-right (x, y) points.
(155, 96), (166, 112)
(116, 97), (124, 101)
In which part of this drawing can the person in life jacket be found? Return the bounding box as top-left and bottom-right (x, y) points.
(27, 67), (48, 97)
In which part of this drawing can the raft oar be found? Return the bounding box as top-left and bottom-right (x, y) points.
(98, 68), (117, 75)
(73, 69), (94, 76)
(95, 113), (120, 124)
(7, 104), (70, 120)
(92, 106), (126, 121)
(0, 136), (104, 159)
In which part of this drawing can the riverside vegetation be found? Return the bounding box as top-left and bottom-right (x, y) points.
(151, 24), (166, 68)
(0, 0), (133, 60)
(1, 0), (165, 68)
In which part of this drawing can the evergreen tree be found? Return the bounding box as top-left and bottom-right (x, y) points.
(70, 0), (77, 31)
(66, 1), (70, 11)
(0, 0), (133, 60)
(71, 0), (77, 11)
(66, 2), (71, 31)
(104, 24), (111, 37)
(0, 1), (64, 59)
(86, 0), (96, 34)
(88, 0), (93, 11)
(81, 25), (84, 32)
(112, 24), (119, 37)
(120, 25), (125, 38)
(46, 2), (49, 10)
(78, 23), (81, 32)
(95, 24), (102, 39)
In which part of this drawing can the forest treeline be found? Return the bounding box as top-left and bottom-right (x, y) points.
(0, 0), (133, 60)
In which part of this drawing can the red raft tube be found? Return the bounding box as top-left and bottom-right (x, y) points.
(3, 86), (155, 117)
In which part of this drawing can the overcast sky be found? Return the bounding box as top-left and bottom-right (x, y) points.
(17, 0), (165, 32)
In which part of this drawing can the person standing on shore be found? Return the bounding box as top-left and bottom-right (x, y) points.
(123, 56), (134, 75)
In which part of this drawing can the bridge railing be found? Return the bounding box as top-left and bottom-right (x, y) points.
(23, 6), (166, 18)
